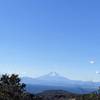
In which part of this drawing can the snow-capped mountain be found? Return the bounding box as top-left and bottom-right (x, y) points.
(21, 72), (100, 94)
(37, 72), (70, 82)
(22, 72), (73, 86)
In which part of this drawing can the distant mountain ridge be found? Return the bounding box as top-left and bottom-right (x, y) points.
(21, 72), (100, 94)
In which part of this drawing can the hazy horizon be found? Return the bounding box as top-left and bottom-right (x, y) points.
(0, 0), (100, 81)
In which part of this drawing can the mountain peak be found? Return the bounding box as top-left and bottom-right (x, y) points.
(37, 72), (69, 82)
(47, 72), (60, 77)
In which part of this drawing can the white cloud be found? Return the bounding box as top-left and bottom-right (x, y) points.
(89, 60), (95, 64)
(96, 71), (100, 74)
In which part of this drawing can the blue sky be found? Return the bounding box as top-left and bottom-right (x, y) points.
(0, 0), (100, 81)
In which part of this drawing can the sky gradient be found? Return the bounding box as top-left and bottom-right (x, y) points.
(0, 0), (100, 81)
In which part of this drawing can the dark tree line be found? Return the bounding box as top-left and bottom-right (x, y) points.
(0, 74), (42, 100)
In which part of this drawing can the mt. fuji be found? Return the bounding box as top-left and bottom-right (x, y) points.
(37, 72), (70, 82)
(21, 72), (100, 94)
(22, 72), (73, 86)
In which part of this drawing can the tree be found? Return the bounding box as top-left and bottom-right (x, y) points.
(0, 74), (26, 100)
(0, 74), (42, 100)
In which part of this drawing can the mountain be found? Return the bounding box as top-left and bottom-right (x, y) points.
(21, 72), (100, 94)
(37, 72), (69, 81)
(22, 72), (76, 86)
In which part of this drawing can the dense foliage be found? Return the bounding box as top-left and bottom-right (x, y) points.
(0, 74), (42, 100)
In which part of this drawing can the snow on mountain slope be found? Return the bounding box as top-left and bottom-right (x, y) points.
(21, 72), (100, 94)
